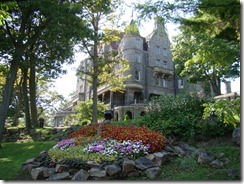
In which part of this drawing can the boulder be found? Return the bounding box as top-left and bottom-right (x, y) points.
(198, 151), (215, 165)
(144, 167), (161, 179)
(88, 167), (106, 177)
(135, 157), (157, 170)
(55, 164), (70, 172)
(153, 152), (170, 166)
(71, 169), (89, 180)
(46, 172), (70, 180)
(31, 167), (51, 180)
(104, 163), (122, 176)
(210, 159), (224, 168)
(43, 168), (55, 178)
(122, 158), (136, 176)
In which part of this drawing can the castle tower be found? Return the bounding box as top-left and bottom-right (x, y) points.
(119, 20), (146, 105)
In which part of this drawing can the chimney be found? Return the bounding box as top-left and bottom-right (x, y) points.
(224, 81), (231, 94)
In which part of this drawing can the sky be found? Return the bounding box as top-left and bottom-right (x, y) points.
(53, 1), (240, 100)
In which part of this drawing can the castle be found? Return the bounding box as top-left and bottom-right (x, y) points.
(54, 19), (202, 126)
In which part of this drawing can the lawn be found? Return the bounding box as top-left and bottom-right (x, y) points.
(0, 140), (56, 180)
(0, 134), (240, 181)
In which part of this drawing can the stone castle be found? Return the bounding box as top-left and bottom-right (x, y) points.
(54, 19), (202, 126)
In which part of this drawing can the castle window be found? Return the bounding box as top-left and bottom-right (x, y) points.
(136, 39), (140, 48)
(163, 61), (167, 68)
(155, 77), (160, 86)
(163, 48), (167, 56)
(135, 70), (140, 81)
(156, 45), (160, 54)
(178, 79), (184, 89)
(135, 52), (141, 62)
(163, 79), (167, 87)
(156, 59), (160, 67)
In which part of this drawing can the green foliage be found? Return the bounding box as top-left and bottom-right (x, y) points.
(48, 145), (117, 163)
(135, 93), (203, 138)
(203, 98), (240, 128)
(124, 20), (140, 35)
(136, 93), (233, 139)
(72, 99), (108, 123)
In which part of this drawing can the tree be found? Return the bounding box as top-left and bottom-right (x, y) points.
(0, 0), (87, 147)
(135, 0), (240, 96)
(172, 31), (239, 96)
(76, 0), (130, 124)
(72, 99), (108, 124)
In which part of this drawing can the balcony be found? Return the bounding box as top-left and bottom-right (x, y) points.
(153, 67), (174, 79)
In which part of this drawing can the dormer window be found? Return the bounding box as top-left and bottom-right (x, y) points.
(163, 48), (167, 56)
(156, 45), (160, 54)
(135, 70), (140, 81)
(155, 77), (160, 86)
(163, 79), (167, 87)
(156, 59), (160, 67)
(163, 61), (167, 69)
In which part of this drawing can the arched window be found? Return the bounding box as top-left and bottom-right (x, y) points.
(124, 111), (132, 120)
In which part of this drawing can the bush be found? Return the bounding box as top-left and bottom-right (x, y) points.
(69, 124), (166, 153)
(135, 93), (233, 140)
(71, 99), (108, 123)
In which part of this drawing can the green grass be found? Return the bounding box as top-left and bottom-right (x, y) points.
(0, 128), (240, 181)
(127, 140), (240, 181)
(0, 140), (56, 180)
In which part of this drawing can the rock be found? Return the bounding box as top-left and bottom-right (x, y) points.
(232, 127), (240, 145)
(31, 167), (50, 180)
(173, 141), (195, 156)
(88, 167), (106, 177)
(43, 168), (55, 177)
(217, 152), (225, 159)
(122, 158), (136, 176)
(153, 152), (170, 166)
(71, 169), (89, 180)
(55, 164), (70, 172)
(144, 167), (161, 179)
(198, 151), (215, 165)
(87, 161), (101, 168)
(46, 172), (70, 180)
(135, 157), (157, 170)
(23, 158), (35, 165)
(127, 170), (141, 178)
(145, 154), (155, 161)
(104, 163), (121, 176)
(163, 145), (175, 153)
(210, 159), (224, 168)
(228, 169), (240, 178)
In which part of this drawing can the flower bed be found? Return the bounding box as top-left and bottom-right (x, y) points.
(48, 124), (166, 163)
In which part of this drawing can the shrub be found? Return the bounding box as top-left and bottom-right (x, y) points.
(71, 99), (108, 123)
(203, 98), (240, 128)
(69, 124), (166, 153)
(135, 93), (206, 139)
(134, 93), (234, 140)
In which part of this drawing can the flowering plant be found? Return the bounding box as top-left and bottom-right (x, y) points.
(83, 139), (150, 159)
(53, 138), (76, 150)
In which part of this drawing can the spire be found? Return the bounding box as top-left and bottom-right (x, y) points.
(124, 19), (140, 36)
(154, 16), (165, 30)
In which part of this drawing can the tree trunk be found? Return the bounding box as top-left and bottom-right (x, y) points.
(22, 68), (32, 130)
(29, 61), (38, 128)
(0, 59), (20, 147)
(210, 73), (221, 96)
(12, 78), (23, 126)
(91, 18), (99, 125)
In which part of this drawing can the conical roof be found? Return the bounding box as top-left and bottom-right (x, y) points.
(124, 20), (140, 36)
